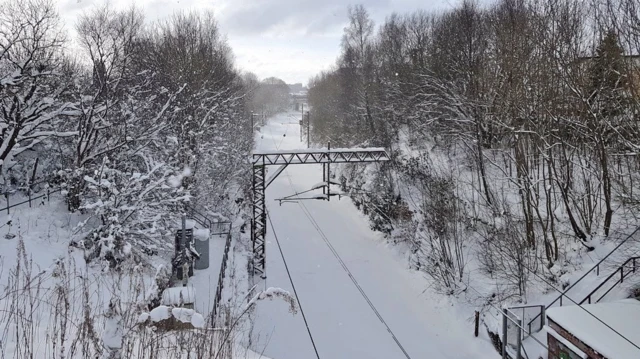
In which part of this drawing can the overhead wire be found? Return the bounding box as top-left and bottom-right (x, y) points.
(266, 210), (322, 359)
(525, 263), (640, 351)
(280, 168), (414, 359)
(259, 114), (323, 359)
(266, 114), (413, 359)
(288, 105), (640, 352)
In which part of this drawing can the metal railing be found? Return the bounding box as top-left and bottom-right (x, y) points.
(184, 205), (234, 327)
(187, 205), (213, 229)
(580, 256), (640, 304)
(502, 306), (548, 359)
(507, 304), (546, 340)
(526, 226), (640, 331)
(211, 222), (232, 327)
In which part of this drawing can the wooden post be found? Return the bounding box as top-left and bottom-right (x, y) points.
(30, 158), (39, 184)
(516, 318), (522, 359)
(474, 311), (480, 337)
(501, 308), (508, 359)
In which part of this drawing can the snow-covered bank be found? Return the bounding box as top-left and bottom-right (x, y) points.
(0, 194), (258, 359)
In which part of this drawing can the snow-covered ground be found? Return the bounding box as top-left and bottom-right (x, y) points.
(189, 231), (227, 316)
(0, 193), (267, 358)
(249, 112), (498, 358)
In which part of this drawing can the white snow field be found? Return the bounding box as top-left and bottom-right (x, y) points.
(249, 112), (499, 359)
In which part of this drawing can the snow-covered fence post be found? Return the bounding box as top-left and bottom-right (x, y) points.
(474, 311), (479, 337)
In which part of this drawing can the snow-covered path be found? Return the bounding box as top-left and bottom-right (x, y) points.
(250, 112), (498, 359)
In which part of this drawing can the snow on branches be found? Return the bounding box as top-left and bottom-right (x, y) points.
(77, 153), (190, 268)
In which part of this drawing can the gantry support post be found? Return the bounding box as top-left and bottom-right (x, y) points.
(251, 159), (267, 278)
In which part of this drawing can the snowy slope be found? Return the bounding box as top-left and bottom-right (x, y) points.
(249, 112), (499, 358)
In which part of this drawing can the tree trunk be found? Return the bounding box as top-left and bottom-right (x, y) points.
(599, 137), (613, 236)
(475, 114), (493, 205)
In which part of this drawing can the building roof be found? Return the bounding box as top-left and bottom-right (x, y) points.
(546, 299), (640, 359)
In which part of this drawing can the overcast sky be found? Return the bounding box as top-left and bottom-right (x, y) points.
(56, 0), (462, 85)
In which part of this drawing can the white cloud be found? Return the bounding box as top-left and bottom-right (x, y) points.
(55, 0), (476, 84)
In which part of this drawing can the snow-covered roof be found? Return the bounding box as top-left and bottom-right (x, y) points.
(546, 299), (640, 359)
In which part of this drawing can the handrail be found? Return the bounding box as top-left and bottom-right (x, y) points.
(211, 226), (232, 327)
(526, 226), (640, 331)
(580, 256), (640, 305)
(507, 304), (546, 336)
(187, 205), (213, 229)
(502, 307), (548, 359)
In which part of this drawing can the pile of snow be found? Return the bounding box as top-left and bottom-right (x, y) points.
(184, 219), (197, 229)
(172, 308), (206, 328)
(148, 306), (172, 322)
(142, 305), (206, 329)
(161, 286), (196, 305)
(194, 228), (210, 240)
(246, 287), (298, 314)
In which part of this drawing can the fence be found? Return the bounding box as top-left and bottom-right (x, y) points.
(185, 205), (233, 328)
(211, 224), (232, 327)
(580, 256), (640, 304)
(188, 206), (214, 230)
(526, 226), (640, 332)
(502, 305), (548, 359)
(0, 180), (63, 214)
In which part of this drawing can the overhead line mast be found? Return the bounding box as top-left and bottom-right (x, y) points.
(250, 146), (390, 278)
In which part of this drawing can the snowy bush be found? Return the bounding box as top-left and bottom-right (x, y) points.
(477, 213), (539, 300)
(77, 156), (189, 269)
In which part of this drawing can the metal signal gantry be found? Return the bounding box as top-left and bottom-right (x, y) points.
(250, 147), (390, 278)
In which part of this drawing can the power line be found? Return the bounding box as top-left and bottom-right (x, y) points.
(293, 200), (413, 359)
(377, 130), (639, 351)
(277, 161), (413, 359)
(266, 210), (322, 359)
(267, 113), (413, 358)
(464, 283), (549, 351)
(525, 264), (640, 352)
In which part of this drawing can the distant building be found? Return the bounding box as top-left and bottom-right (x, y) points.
(545, 299), (640, 359)
(287, 83), (307, 94)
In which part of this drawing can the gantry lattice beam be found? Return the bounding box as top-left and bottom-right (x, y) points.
(251, 147), (390, 278)
(252, 148), (389, 166)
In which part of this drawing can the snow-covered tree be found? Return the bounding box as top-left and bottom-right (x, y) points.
(0, 0), (75, 184)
